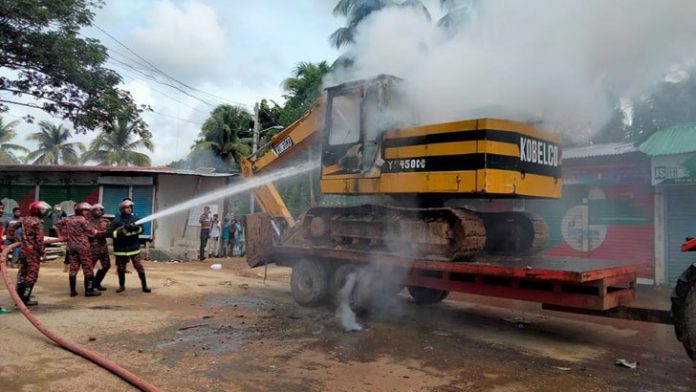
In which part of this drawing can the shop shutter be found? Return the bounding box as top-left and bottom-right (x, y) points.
(666, 186), (696, 286)
(131, 185), (154, 238)
(525, 185), (587, 256)
(101, 185), (130, 217)
(0, 185), (36, 216)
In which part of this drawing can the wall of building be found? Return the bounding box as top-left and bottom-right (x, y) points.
(152, 174), (229, 260)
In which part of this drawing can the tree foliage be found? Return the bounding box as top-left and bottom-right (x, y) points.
(0, 0), (148, 135)
(82, 117), (153, 166)
(26, 121), (84, 164)
(280, 61), (332, 126)
(0, 116), (29, 163)
(189, 105), (254, 171)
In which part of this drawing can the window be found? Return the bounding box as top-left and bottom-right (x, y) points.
(328, 90), (361, 146)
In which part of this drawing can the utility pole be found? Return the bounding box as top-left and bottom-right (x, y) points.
(250, 102), (260, 214)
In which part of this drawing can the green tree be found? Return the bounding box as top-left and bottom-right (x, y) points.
(330, 0), (430, 48)
(0, 0), (147, 135)
(280, 61), (332, 125)
(0, 117), (29, 163)
(191, 105), (254, 170)
(82, 117), (153, 166)
(26, 121), (85, 164)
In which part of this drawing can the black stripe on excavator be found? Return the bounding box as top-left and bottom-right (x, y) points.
(382, 153), (561, 178)
(383, 129), (524, 149)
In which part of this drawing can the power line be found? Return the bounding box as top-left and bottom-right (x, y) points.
(93, 24), (251, 109)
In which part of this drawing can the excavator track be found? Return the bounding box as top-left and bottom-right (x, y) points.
(297, 205), (546, 261)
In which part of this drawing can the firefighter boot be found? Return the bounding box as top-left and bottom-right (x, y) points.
(22, 284), (38, 306)
(84, 277), (102, 297)
(138, 271), (151, 293)
(94, 269), (108, 291)
(116, 270), (126, 293)
(69, 276), (78, 297)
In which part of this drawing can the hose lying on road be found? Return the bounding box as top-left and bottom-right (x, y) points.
(1, 240), (162, 392)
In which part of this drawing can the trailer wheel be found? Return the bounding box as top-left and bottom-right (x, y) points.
(291, 259), (330, 307)
(671, 262), (696, 360)
(407, 286), (449, 305)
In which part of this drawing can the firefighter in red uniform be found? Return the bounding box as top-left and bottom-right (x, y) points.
(109, 199), (151, 293)
(16, 201), (50, 306)
(89, 204), (110, 291)
(57, 202), (102, 297)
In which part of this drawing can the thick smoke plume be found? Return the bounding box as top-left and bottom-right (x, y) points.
(328, 0), (696, 141)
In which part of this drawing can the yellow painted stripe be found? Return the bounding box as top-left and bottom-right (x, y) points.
(384, 141), (478, 159)
(383, 120), (478, 139)
(477, 140), (519, 157)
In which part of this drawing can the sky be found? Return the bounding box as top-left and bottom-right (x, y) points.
(3, 0), (343, 166)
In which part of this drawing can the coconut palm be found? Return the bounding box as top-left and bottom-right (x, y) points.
(330, 0), (430, 48)
(191, 105), (254, 169)
(82, 117), (153, 166)
(437, 0), (479, 31)
(280, 61), (332, 125)
(0, 117), (29, 163)
(26, 121), (84, 165)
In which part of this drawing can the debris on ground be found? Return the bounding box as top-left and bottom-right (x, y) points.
(88, 336), (96, 342)
(0, 307), (11, 314)
(552, 366), (572, 371)
(178, 323), (208, 331)
(210, 263), (222, 270)
(238, 283), (249, 289)
(163, 278), (177, 287)
(615, 359), (639, 369)
(503, 317), (533, 328)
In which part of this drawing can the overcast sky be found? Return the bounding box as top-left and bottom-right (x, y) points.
(4, 0), (343, 165)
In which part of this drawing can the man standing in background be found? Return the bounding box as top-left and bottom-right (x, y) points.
(198, 206), (211, 261)
(49, 205), (67, 237)
(209, 213), (221, 258)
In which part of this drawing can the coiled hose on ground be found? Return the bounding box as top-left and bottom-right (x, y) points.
(1, 240), (162, 392)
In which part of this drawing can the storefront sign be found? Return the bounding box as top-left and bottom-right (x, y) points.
(652, 153), (696, 185)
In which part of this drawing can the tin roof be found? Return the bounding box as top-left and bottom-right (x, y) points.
(563, 143), (639, 160)
(0, 164), (237, 177)
(638, 123), (696, 156)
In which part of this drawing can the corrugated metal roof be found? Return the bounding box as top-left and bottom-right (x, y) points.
(639, 123), (696, 156)
(0, 164), (237, 177)
(563, 143), (639, 159)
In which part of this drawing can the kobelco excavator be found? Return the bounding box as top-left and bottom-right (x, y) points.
(241, 74), (561, 265)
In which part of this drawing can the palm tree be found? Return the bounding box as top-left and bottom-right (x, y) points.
(191, 105), (254, 169)
(437, 0), (479, 32)
(280, 61), (332, 125)
(0, 117), (29, 163)
(26, 121), (84, 165)
(82, 117), (154, 166)
(330, 0), (430, 48)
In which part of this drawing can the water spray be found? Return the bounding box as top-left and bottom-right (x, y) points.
(135, 160), (320, 226)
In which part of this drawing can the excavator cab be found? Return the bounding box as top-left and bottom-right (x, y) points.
(322, 74), (402, 177)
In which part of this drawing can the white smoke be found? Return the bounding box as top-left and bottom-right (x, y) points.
(335, 271), (364, 332)
(327, 0), (696, 142)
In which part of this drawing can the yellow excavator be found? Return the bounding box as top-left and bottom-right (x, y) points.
(241, 74), (561, 267)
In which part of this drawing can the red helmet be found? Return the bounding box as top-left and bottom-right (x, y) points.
(119, 199), (134, 211)
(29, 201), (51, 218)
(75, 202), (91, 213)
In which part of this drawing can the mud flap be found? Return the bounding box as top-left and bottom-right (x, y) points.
(671, 261), (696, 360)
(244, 212), (275, 268)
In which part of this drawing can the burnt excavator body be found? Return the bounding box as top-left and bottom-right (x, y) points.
(241, 74), (561, 266)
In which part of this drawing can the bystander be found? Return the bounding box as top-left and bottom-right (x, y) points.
(198, 206), (211, 261)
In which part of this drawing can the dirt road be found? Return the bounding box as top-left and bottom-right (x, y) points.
(0, 258), (693, 391)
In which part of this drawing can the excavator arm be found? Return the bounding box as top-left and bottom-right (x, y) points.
(240, 97), (325, 227)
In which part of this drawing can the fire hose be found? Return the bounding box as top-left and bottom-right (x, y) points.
(1, 239), (161, 392)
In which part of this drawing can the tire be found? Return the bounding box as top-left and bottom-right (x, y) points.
(670, 261), (696, 360)
(408, 286), (449, 305)
(290, 259), (330, 307)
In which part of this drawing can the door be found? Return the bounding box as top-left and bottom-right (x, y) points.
(322, 86), (364, 176)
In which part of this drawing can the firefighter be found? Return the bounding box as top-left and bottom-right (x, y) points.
(57, 202), (101, 297)
(16, 201), (51, 306)
(89, 204), (110, 291)
(108, 199), (151, 293)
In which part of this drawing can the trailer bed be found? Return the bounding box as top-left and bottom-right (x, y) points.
(268, 246), (637, 311)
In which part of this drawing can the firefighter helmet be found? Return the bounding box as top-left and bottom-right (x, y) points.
(28, 201), (51, 218)
(74, 202), (92, 215)
(119, 199), (134, 212)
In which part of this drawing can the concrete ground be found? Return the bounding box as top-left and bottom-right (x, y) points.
(0, 258), (694, 392)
